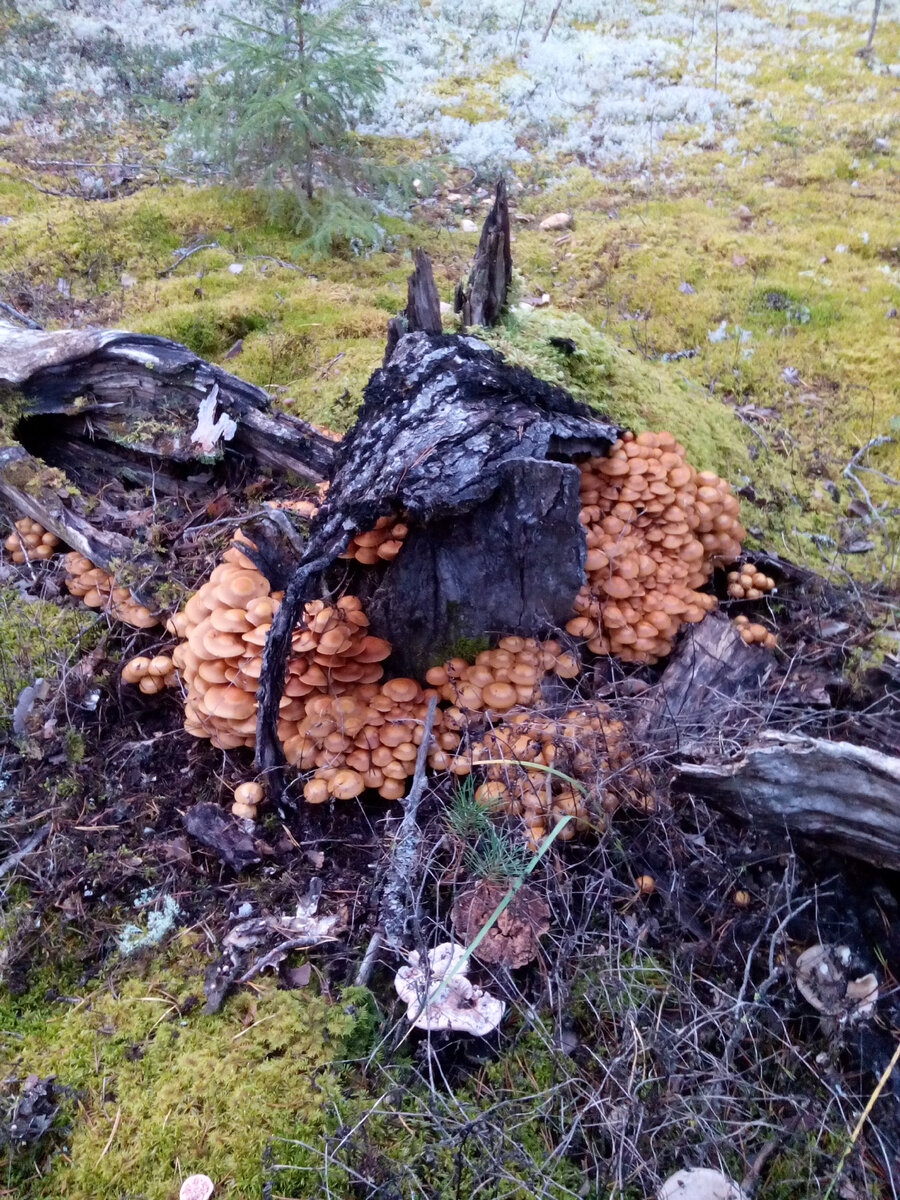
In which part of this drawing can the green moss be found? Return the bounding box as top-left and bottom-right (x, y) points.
(0, 586), (100, 725)
(1, 948), (373, 1200)
(482, 309), (753, 482)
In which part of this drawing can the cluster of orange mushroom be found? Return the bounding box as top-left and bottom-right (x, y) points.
(463, 704), (635, 849)
(726, 562), (776, 601)
(121, 654), (178, 694)
(112, 426), (780, 832)
(3, 517), (60, 563)
(423, 638), (579, 714)
(566, 431), (745, 664)
(62, 552), (160, 629)
(733, 615), (777, 649)
(291, 678), (444, 803)
(339, 515), (408, 565)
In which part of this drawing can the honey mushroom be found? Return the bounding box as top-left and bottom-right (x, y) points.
(340, 514), (409, 565)
(121, 653), (178, 693)
(733, 614), (777, 650)
(567, 430), (745, 664)
(726, 561), (776, 601)
(62, 551), (160, 629)
(232, 780), (264, 820)
(3, 517), (61, 564)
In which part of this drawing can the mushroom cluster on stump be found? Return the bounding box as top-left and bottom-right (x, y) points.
(339, 514), (408, 565)
(63, 551), (160, 628)
(168, 534), (396, 753)
(733, 615), (777, 649)
(726, 561), (775, 600)
(567, 431), (745, 664)
(3, 517), (60, 563)
(461, 704), (644, 848)
(121, 654), (178, 694)
(423, 636), (579, 724)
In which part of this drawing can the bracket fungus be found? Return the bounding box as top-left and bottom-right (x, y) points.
(3, 517), (59, 564)
(657, 1167), (748, 1200)
(394, 942), (505, 1036)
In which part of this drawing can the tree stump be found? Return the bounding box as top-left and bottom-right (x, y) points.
(255, 329), (620, 781)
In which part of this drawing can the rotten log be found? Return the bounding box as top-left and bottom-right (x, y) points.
(255, 328), (620, 785)
(0, 321), (337, 593)
(673, 732), (900, 869)
(456, 178), (512, 328)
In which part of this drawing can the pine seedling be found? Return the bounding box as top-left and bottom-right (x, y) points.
(173, 0), (409, 254)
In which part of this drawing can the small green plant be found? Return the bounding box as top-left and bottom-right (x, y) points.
(445, 777), (531, 881)
(173, 0), (407, 255)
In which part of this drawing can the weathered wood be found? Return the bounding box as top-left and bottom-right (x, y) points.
(457, 179), (512, 328)
(636, 614), (772, 751)
(255, 329), (620, 788)
(0, 321), (338, 598)
(673, 733), (900, 869)
(0, 442), (152, 587)
(405, 247), (442, 335)
(0, 321), (336, 481)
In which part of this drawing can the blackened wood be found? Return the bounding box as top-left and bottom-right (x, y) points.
(459, 179), (512, 328)
(405, 248), (442, 335)
(255, 329), (619, 790)
(367, 458), (586, 678)
(673, 733), (900, 869)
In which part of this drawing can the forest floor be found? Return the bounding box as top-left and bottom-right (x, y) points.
(1, 2), (899, 1198)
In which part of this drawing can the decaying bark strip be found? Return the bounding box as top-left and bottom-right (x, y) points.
(673, 733), (900, 869)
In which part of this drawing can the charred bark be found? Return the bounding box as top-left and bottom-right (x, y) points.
(405, 247), (442, 335)
(457, 178), (512, 328)
(255, 330), (620, 789)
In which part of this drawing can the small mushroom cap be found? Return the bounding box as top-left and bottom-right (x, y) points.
(303, 778), (330, 804)
(381, 676), (419, 703)
(231, 801), (257, 820)
(234, 781), (264, 806)
(122, 656), (151, 684)
(330, 769), (365, 799)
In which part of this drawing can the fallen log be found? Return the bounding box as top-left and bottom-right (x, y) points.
(673, 733), (900, 869)
(0, 321), (337, 593)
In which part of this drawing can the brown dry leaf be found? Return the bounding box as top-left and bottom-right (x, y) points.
(452, 881), (551, 968)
